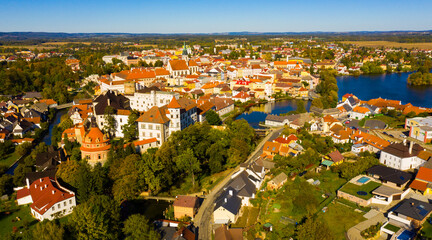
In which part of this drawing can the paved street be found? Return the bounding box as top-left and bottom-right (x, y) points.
(194, 127), (283, 240)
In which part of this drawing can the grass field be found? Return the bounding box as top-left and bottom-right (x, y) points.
(318, 203), (366, 239)
(339, 181), (381, 200)
(0, 198), (38, 238)
(41, 41), (92, 46)
(421, 221), (432, 238)
(0, 45), (57, 50)
(341, 41), (432, 49)
(130, 44), (158, 48)
(0, 151), (20, 168)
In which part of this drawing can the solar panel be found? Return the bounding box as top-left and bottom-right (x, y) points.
(419, 209), (428, 217)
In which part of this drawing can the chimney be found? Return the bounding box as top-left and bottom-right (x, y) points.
(26, 178), (30, 189)
(229, 190), (233, 196)
(52, 190), (55, 194)
(40, 187), (43, 191)
(107, 98), (111, 106)
(224, 198), (227, 203)
(403, 139), (407, 146)
(409, 141), (413, 154)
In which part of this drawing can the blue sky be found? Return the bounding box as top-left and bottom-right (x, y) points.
(1, 0), (431, 33)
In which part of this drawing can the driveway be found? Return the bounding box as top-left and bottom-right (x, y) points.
(194, 127), (283, 240)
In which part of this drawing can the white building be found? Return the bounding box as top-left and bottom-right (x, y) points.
(127, 90), (179, 112)
(379, 141), (427, 170)
(16, 177), (76, 221)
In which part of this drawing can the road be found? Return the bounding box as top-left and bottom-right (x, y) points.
(194, 127), (283, 240)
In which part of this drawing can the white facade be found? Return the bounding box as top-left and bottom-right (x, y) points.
(379, 151), (426, 170)
(213, 206), (238, 224)
(31, 197), (76, 221)
(128, 91), (179, 112)
(137, 122), (169, 143)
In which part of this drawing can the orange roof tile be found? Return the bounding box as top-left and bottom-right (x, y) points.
(167, 97), (182, 108)
(410, 179), (428, 192)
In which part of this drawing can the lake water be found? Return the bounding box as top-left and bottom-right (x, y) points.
(236, 100), (311, 128)
(337, 72), (432, 108)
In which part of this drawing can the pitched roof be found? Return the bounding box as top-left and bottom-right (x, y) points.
(382, 142), (424, 159)
(27, 177), (75, 215)
(410, 179), (428, 192)
(393, 198), (432, 221)
(167, 97), (182, 108)
(136, 106), (170, 124)
(173, 195), (198, 208)
(270, 172), (288, 185)
(328, 150), (344, 163)
(366, 165), (413, 185)
(169, 60), (189, 71)
(415, 167), (432, 183)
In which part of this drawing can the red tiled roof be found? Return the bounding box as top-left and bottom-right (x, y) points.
(27, 177), (75, 215)
(173, 195), (198, 208)
(416, 167), (432, 182)
(410, 179), (428, 192)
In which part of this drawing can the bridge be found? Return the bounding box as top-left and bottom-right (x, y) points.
(141, 196), (176, 202)
(54, 102), (73, 110)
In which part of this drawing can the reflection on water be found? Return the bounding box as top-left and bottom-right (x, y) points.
(237, 100), (311, 129)
(337, 72), (432, 108)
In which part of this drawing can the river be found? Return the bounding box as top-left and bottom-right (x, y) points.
(236, 100), (312, 129)
(337, 72), (432, 108)
(6, 109), (67, 175)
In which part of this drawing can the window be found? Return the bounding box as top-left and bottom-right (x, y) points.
(58, 204), (60, 209)
(64, 202), (66, 207)
(148, 125), (153, 130)
(156, 125), (160, 130)
(157, 133), (160, 138)
(141, 124), (145, 129)
(69, 199), (72, 204)
(52, 206), (55, 211)
(150, 133), (153, 137)
(98, 154), (101, 159)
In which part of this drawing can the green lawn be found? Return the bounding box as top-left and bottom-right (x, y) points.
(231, 207), (260, 228)
(318, 202), (366, 239)
(421, 220), (432, 238)
(339, 181), (381, 200)
(384, 223), (401, 233)
(0, 202), (38, 238)
(0, 151), (20, 168)
(372, 115), (404, 128)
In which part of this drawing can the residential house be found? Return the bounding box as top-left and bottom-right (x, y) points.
(406, 116), (432, 143)
(386, 198), (432, 229)
(173, 195), (199, 220)
(213, 187), (242, 224)
(321, 150), (344, 168)
(214, 225), (243, 240)
(379, 141), (428, 170)
(366, 165), (413, 189)
(267, 173), (288, 190)
(409, 167), (432, 195)
(16, 177), (76, 221)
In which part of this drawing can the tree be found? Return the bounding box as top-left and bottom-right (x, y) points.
(103, 106), (116, 137)
(0, 174), (13, 196)
(122, 214), (160, 240)
(122, 110), (139, 141)
(175, 148), (201, 189)
(15, 142), (32, 156)
(206, 109), (222, 125)
(296, 100), (306, 113)
(296, 217), (334, 240)
(26, 220), (65, 240)
(69, 195), (120, 240)
(207, 142), (225, 174)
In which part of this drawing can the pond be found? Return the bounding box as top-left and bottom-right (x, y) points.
(236, 100), (311, 128)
